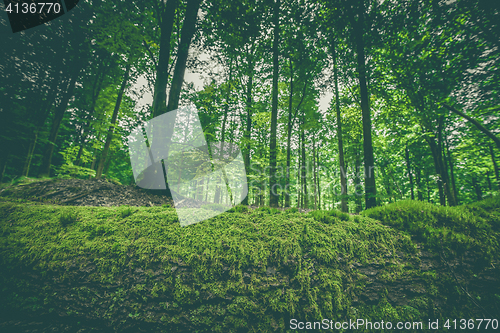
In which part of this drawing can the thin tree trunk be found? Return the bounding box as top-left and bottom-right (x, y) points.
(486, 171), (492, 191)
(353, 0), (376, 209)
(316, 145), (321, 209)
(445, 138), (459, 203)
(285, 57), (294, 208)
(354, 147), (363, 213)
(405, 143), (415, 200)
(490, 144), (500, 191)
(96, 63), (131, 178)
(426, 135), (445, 206)
(22, 130), (37, 177)
(313, 137), (318, 210)
(300, 118), (308, 209)
(437, 117), (457, 206)
(471, 176), (483, 201)
(0, 154), (9, 183)
(297, 150), (301, 209)
(269, 0), (280, 208)
(332, 39), (348, 212)
(415, 163), (424, 201)
(241, 56), (254, 205)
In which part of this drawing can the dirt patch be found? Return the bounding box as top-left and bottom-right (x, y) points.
(0, 178), (176, 207)
(0, 178), (315, 212)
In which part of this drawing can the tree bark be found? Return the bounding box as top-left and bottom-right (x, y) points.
(151, 0), (179, 118)
(353, 0), (376, 209)
(437, 116), (457, 206)
(166, 0), (202, 112)
(285, 57), (294, 208)
(426, 134), (445, 205)
(96, 63), (131, 178)
(269, 0), (280, 207)
(241, 56), (254, 205)
(490, 144), (500, 191)
(332, 39), (349, 212)
(300, 116), (308, 209)
(405, 143), (415, 200)
(445, 137), (458, 204)
(312, 137), (318, 210)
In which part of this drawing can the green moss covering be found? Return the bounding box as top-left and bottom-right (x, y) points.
(0, 196), (499, 332)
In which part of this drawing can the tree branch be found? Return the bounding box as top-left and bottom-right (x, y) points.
(442, 103), (500, 150)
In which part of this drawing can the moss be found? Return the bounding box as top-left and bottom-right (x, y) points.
(0, 197), (499, 331)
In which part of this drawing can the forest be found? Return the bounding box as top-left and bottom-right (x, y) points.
(1, 0), (500, 331)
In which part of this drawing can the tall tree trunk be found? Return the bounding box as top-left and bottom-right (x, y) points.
(437, 117), (457, 206)
(214, 62), (233, 204)
(300, 117), (308, 209)
(22, 130), (37, 177)
(445, 138), (459, 203)
(490, 144), (500, 191)
(312, 137), (318, 210)
(241, 56), (254, 205)
(426, 135), (445, 206)
(353, 0), (376, 209)
(152, 0), (179, 118)
(0, 154), (9, 183)
(297, 150), (301, 209)
(38, 71), (79, 178)
(405, 143), (415, 200)
(166, 0), (202, 112)
(285, 57), (294, 208)
(316, 145), (321, 210)
(354, 147), (363, 213)
(486, 171), (492, 191)
(96, 63), (131, 178)
(415, 163), (424, 201)
(269, 0), (280, 208)
(471, 176), (483, 201)
(332, 39), (348, 212)
(152, 0), (200, 200)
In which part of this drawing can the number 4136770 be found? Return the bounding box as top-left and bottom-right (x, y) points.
(444, 319), (498, 330)
(5, 3), (62, 14)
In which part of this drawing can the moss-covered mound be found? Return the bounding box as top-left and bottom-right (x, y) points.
(0, 196), (499, 332)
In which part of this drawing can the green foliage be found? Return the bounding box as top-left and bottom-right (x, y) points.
(56, 162), (96, 179)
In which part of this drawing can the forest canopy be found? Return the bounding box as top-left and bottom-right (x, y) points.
(1, 0), (499, 211)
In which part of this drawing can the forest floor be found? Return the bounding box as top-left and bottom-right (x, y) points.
(0, 178), (499, 332)
(0, 177), (312, 212)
